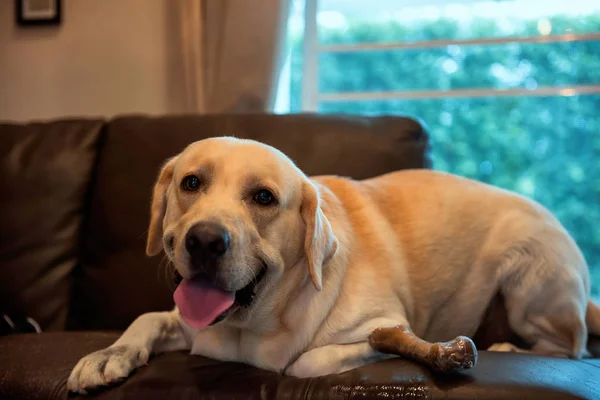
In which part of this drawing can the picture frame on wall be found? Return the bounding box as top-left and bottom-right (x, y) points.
(16, 0), (61, 26)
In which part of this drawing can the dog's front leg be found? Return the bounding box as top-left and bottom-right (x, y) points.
(68, 309), (191, 394)
(284, 318), (408, 378)
(285, 325), (479, 378)
(284, 342), (396, 378)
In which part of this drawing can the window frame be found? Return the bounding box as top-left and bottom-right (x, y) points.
(300, 0), (600, 111)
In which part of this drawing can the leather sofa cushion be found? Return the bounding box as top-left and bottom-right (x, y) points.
(68, 113), (430, 330)
(1, 332), (598, 400)
(0, 120), (103, 330)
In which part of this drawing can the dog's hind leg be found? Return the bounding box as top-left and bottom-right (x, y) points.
(493, 222), (589, 359)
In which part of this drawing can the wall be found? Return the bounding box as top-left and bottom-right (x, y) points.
(0, 0), (186, 122)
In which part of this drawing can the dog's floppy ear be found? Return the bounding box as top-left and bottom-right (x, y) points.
(146, 157), (178, 256)
(301, 179), (338, 291)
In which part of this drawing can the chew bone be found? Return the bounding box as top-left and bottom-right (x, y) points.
(369, 325), (478, 373)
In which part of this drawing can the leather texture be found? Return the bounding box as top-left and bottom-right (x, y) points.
(68, 113), (430, 330)
(0, 119), (103, 331)
(1, 332), (599, 400)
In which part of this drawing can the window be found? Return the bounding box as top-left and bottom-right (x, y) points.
(277, 0), (600, 298)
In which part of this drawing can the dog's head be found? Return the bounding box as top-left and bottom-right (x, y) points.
(146, 137), (337, 327)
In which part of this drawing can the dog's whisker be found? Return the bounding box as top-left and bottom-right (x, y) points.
(166, 260), (178, 290)
(156, 254), (178, 290)
(240, 268), (251, 288)
(156, 255), (166, 281)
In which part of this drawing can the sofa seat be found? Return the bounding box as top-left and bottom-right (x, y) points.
(1, 332), (599, 400)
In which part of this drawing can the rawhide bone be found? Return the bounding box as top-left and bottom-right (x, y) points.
(368, 325), (478, 373)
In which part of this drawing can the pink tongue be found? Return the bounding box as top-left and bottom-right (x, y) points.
(174, 278), (235, 329)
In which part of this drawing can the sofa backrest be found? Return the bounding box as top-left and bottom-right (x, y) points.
(1, 113), (430, 331)
(0, 119), (104, 331)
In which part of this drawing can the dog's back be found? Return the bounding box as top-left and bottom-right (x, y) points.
(313, 169), (593, 356)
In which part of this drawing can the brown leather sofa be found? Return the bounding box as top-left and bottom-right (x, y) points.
(0, 114), (598, 400)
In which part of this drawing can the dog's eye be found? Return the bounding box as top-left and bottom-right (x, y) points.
(254, 189), (275, 205)
(181, 175), (201, 192)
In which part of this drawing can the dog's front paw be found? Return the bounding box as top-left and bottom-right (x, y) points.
(67, 345), (149, 394)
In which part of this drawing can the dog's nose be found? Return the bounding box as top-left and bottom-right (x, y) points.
(185, 222), (230, 262)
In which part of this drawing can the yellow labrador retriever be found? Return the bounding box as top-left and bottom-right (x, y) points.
(68, 137), (600, 394)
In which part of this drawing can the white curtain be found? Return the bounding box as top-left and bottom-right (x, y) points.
(175, 0), (291, 113)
